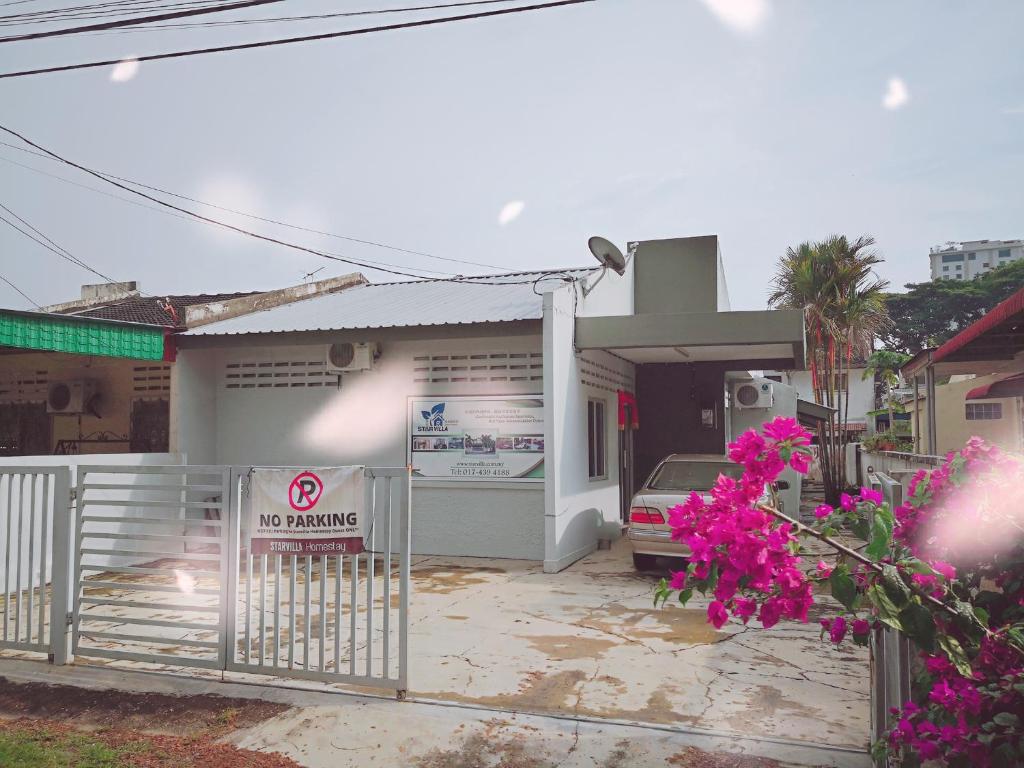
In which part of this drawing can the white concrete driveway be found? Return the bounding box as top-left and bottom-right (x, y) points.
(405, 539), (869, 751)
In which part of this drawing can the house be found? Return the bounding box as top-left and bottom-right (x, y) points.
(171, 235), (806, 571)
(0, 274), (364, 455)
(762, 363), (876, 439)
(902, 285), (1024, 455)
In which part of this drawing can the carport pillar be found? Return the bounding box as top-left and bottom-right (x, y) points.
(925, 362), (938, 456)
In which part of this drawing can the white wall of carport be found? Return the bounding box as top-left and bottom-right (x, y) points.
(171, 334), (546, 560)
(543, 263), (635, 573)
(729, 377), (802, 516)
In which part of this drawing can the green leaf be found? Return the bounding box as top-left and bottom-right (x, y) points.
(830, 569), (859, 612)
(850, 518), (870, 542)
(881, 565), (911, 608)
(867, 584), (904, 632)
(899, 601), (936, 653)
(677, 587), (693, 606)
(993, 712), (1020, 728)
(937, 634), (973, 678)
(866, 510), (894, 561)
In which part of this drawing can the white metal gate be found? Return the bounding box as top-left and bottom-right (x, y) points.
(73, 465), (230, 670)
(0, 467), (71, 661)
(63, 464), (410, 695)
(225, 467), (411, 694)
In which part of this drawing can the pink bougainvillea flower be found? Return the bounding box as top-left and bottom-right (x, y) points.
(789, 450), (810, 473)
(814, 504), (833, 519)
(931, 560), (956, 581)
(839, 493), (855, 512)
(732, 597), (756, 622)
(707, 601), (729, 629)
(828, 616), (847, 644)
(816, 560), (834, 578)
(859, 487), (883, 506)
(851, 618), (870, 638)
(668, 570), (687, 590)
(762, 417), (811, 446)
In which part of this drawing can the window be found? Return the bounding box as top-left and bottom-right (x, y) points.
(941, 253), (964, 263)
(966, 402), (1002, 421)
(832, 373), (848, 390)
(955, 264), (962, 270)
(943, 266), (949, 272)
(968, 253), (976, 260)
(998, 249), (1011, 259)
(587, 399), (606, 480)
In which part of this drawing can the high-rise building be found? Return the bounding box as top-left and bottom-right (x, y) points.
(929, 239), (1024, 280)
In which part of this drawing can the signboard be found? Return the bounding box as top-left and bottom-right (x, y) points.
(408, 396), (544, 482)
(250, 467), (365, 555)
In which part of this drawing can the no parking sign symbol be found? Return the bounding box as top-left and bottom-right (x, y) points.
(250, 467), (365, 556)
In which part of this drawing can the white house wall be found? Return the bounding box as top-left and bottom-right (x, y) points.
(776, 369), (875, 428)
(543, 266), (636, 574)
(172, 334), (546, 560)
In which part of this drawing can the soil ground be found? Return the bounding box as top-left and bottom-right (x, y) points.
(0, 678), (297, 767)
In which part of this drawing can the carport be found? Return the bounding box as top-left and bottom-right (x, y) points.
(576, 307), (805, 485)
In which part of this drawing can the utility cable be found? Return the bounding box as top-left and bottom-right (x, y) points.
(0, 152), (454, 280)
(0, 0), (283, 43)
(0, 264), (40, 308)
(0, 199), (121, 284)
(102, 0), (520, 32)
(0, 123), (563, 286)
(0, 139), (507, 271)
(0, 0), (594, 79)
(0, 0), (235, 25)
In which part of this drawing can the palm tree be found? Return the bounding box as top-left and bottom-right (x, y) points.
(769, 235), (890, 503)
(863, 348), (911, 436)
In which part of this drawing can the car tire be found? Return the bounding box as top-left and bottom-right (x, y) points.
(632, 553), (658, 571)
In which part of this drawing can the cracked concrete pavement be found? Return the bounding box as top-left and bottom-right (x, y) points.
(403, 540), (868, 752)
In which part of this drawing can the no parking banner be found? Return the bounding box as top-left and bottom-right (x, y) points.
(249, 467), (365, 556)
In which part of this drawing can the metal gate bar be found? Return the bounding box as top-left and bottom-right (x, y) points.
(0, 468), (69, 659)
(72, 465), (229, 670)
(225, 466), (410, 694)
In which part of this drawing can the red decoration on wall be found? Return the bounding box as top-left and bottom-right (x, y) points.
(617, 390), (639, 430)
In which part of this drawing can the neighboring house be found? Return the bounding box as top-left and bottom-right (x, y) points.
(0, 274), (364, 456)
(902, 285), (1024, 456)
(929, 239), (1024, 281)
(906, 375), (1023, 456)
(171, 235), (806, 570)
(762, 366), (875, 439)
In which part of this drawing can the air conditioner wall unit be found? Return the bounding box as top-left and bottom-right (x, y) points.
(47, 379), (96, 414)
(733, 381), (773, 409)
(325, 342), (378, 373)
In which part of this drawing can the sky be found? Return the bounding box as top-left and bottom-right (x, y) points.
(1, 0), (1022, 311)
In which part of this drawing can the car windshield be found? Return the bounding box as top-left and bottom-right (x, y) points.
(647, 461), (743, 492)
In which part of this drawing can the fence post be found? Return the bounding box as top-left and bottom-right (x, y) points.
(48, 467), (72, 666)
(396, 465), (411, 700)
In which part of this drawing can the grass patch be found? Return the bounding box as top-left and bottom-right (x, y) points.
(0, 724), (139, 767)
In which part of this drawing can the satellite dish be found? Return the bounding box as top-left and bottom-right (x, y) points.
(588, 236), (627, 275)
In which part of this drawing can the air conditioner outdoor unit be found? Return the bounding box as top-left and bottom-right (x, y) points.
(325, 342), (377, 373)
(47, 379), (96, 414)
(733, 381), (773, 409)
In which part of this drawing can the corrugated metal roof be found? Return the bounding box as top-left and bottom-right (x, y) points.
(184, 269), (594, 337)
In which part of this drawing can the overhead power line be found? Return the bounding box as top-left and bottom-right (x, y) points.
(0, 0), (283, 43)
(0, 123), (568, 287)
(0, 141), (504, 272)
(0, 199), (121, 284)
(0, 0), (234, 25)
(0, 0), (594, 79)
(0, 264), (40, 308)
(101, 0), (521, 33)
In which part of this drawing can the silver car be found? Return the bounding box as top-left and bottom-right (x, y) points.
(627, 454), (784, 571)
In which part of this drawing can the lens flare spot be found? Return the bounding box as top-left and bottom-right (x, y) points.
(174, 569), (196, 596)
(110, 58), (140, 83)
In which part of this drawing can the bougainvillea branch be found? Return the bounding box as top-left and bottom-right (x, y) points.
(655, 419), (1024, 767)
